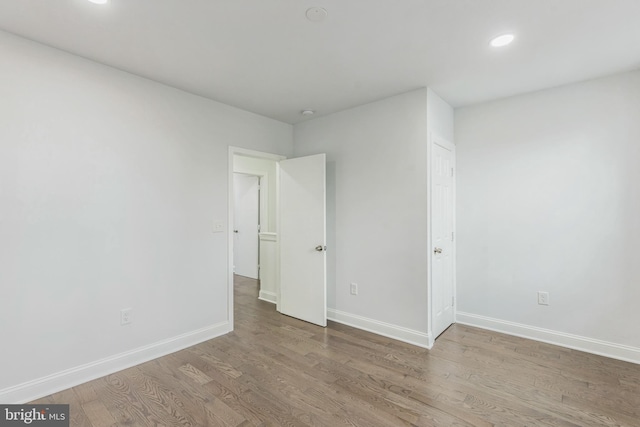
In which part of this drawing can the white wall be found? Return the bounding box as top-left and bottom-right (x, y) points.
(427, 88), (454, 143)
(455, 71), (640, 360)
(293, 90), (432, 345)
(0, 30), (292, 401)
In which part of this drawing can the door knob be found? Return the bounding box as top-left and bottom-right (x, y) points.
(234, 230), (239, 233)
(433, 247), (443, 254)
(315, 245), (326, 252)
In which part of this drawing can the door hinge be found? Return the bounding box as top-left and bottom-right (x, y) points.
(451, 167), (454, 177)
(451, 231), (454, 242)
(452, 296), (455, 306)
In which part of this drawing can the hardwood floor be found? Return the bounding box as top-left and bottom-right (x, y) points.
(33, 275), (640, 426)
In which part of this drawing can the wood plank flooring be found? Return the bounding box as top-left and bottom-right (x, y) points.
(33, 275), (640, 426)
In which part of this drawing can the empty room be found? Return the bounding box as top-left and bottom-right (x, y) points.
(1, 1), (639, 426)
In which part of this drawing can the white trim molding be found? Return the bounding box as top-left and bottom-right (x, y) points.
(456, 312), (640, 365)
(259, 232), (277, 242)
(0, 321), (231, 404)
(258, 290), (277, 304)
(328, 309), (431, 349)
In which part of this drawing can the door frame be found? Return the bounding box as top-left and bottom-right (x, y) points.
(427, 133), (456, 347)
(228, 147), (286, 330)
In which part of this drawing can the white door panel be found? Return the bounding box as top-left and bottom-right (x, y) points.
(233, 174), (259, 279)
(432, 140), (455, 339)
(279, 154), (327, 327)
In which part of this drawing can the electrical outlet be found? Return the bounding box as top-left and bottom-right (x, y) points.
(213, 220), (224, 233)
(120, 308), (133, 325)
(350, 283), (358, 295)
(537, 291), (549, 306)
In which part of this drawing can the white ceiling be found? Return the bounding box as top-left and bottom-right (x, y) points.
(1, 0), (639, 124)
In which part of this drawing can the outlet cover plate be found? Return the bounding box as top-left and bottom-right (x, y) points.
(537, 291), (549, 306)
(121, 308), (133, 325)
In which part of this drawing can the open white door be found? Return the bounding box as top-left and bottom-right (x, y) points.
(233, 174), (260, 279)
(279, 154), (327, 327)
(432, 138), (455, 339)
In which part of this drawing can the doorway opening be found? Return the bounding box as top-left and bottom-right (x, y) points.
(227, 147), (328, 330)
(228, 148), (284, 329)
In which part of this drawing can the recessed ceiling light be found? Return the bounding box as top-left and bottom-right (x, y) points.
(306, 7), (328, 23)
(301, 110), (315, 116)
(490, 34), (515, 47)
(88, 0), (108, 4)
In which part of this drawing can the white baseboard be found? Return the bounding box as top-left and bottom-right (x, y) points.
(456, 312), (640, 365)
(328, 309), (431, 349)
(0, 321), (231, 404)
(258, 290), (277, 304)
